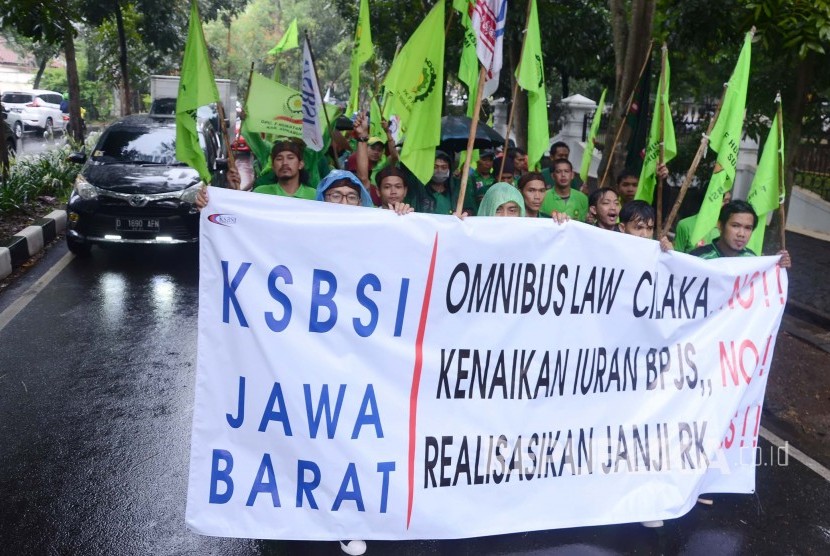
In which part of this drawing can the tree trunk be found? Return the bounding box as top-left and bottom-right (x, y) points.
(64, 25), (84, 144)
(33, 59), (47, 89)
(599, 0), (655, 184)
(115, 0), (131, 116)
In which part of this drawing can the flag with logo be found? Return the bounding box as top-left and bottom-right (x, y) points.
(176, 0), (220, 183)
(245, 73), (304, 137)
(635, 49), (676, 204)
(381, 0), (445, 184)
(347, 0), (373, 114)
(471, 0), (507, 98)
(301, 36), (325, 151)
(515, 0), (548, 169)
(579, 88), (606, 182)
(746, 99), (784, 255)
(692, 30), (753, 245)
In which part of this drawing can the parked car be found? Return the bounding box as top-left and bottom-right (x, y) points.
(65, 114), (228, 255)
(0, 89), (65, 134)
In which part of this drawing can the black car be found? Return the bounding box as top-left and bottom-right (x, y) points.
(65, 114), (227, 255)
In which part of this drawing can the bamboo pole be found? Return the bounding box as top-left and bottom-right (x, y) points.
(656, 44), (668, 236)
(776, 94), (787, 250)
(498, 0), (534, 181)
(662, 84), (728, 234)
(455, 67), (487, 216)
(304, 31), (339, 169)
(598, 41), (654, 188)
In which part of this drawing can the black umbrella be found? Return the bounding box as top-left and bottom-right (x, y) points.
(439, 116), (505, 154)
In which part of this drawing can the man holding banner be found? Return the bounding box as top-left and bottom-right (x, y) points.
(691, 200), (791, 268)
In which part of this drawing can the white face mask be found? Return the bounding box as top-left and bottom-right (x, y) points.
(432, 170), (450, 183)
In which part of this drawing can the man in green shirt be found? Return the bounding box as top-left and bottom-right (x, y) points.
(541, 142), (584, 191)
(690, 200), (791, 267)
(540, 159), (589, 221)
(471, 149), (496, 207)
(674, 191), (732, 253)
(410, 150), (476, 215)
(251, 140), (317, 200)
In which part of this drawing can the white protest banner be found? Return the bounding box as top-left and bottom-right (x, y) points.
(188, 188), (788, 540)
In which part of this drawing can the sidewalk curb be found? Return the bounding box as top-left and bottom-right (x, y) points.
(0, 210), (66, 279)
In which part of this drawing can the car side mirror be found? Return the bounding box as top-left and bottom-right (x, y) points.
(215, 157), (228, 171)
(67, 152), (87, 164)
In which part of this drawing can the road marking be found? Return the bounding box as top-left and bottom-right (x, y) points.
(0, 252), (73, 333)
(761, 426), (830, 482)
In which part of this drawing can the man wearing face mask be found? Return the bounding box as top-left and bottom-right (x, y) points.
(409, 150), (476, 215)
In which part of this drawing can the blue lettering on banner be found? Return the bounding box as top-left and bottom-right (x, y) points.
(377, 461), (395, 513)
(296, 460), (321, 509)
(222, 261), (251, 326)
(332, 463), (364, 511)
(246, 453), (281, 507)
(258, 382), (293, 435)
(304, 384), (346, 439)
(394, 278), (410, 337)
(354, 273), (381, 337)
(352, 384), (383, 439)
(266, 265), (293, 332)
(309, 269), (338, 333)
(227, 376), (246, 428)
(209, 449), (234, 504)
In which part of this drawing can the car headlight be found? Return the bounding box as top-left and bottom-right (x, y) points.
(74, 175), (98, 200)
(180, 182), (205, 204)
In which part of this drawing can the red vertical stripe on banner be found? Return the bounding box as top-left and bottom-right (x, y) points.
(407, 233), (439, 529)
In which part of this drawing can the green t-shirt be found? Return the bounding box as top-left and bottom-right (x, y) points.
(674, 214), (719, 253)
(540, 188), (589, 222)
(253, 183), (317, 200)
(689, 240), (756, 259)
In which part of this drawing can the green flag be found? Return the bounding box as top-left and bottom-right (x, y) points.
(369, 95), (384, 139)
(515, 0), (548, 170)
(746, 102), (784, 255)
(347, 0), (374, 114)
(245, 73), (304, 136)
(692, 30), (753, 245)
(176, 0), (221, 183)
(579, 88), (606, 182)
(382, 0), (445, 184)
(454, 0), (478, 118)
(635, 49), (677, 203)
(269, 19), (298, 55)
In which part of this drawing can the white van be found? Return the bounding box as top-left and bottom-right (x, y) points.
(0, 89), (65, 134)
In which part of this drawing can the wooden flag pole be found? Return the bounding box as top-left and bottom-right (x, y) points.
(776, 95), (787, 250)
(598, 41), (654, 188)
(656, 43), (668, 236)
(498, 0), (535, 181)
(662, 84), (728, 234)
(456, 67), (487, 216)
(305, 31), (339, 169)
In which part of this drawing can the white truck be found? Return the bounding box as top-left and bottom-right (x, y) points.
(149, 75), (237, 131)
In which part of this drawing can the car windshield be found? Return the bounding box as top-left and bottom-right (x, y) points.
(93, 126), (198, 165)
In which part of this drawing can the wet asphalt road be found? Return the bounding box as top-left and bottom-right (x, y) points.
(1, 242), (829, 555)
